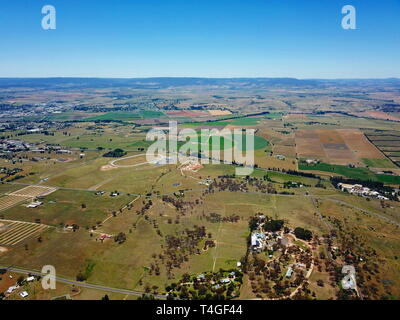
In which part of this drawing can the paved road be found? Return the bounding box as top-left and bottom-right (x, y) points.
(1, 265), (166, 299)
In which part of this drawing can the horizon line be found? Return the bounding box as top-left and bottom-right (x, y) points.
(0, 76), (399, 81)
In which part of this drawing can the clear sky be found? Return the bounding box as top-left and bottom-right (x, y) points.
(0, 0), (399, 78)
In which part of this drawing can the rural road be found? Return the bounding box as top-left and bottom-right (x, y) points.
(109, 153), (150, 168)
(0, 265), (166, 299)
(322, 197), (400, 227)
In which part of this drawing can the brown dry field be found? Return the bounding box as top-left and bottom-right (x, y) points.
(339, 129), (385, 159)
(295, 129), (385, 165)
(167, 110), (209, 117)
(295, 130), (328, 161)
(272, 145), (297, 157)
(257, 128), (295, 145)
(208, 110), (232, 116)
(283, 113), (307, 119)
(254, 155), (297, 170)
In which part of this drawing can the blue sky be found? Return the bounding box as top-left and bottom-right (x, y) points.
(0, 0), (399, 78)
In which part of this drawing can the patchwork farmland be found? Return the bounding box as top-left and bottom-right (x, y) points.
(0, 77), (400, 300)
(365, 130), (400, 168)
(295, 129), (387, 166)
(0, 186), (57, 212)
(0, 220), (49, 246)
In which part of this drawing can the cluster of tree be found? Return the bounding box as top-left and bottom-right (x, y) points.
(203, 212), (240, 223)
(209, 176), (277, 194)
(0, 167), (23, 181)
(248, 216), (260, 232)
(294, 227), (313, 241)
(263, 219), (284, 232)
(151, 225), (209, 279)
(204, 240), (216, 250)
(114, 232), (127, 244)
(285, 170), (318, 179)
(166, 269), (242, 300)
(161, 195), (192, 212)
(136, 200), (153, 215)
(15, 130), (54, 136)
(211, 177), (249, 193)
(102, 148), (127, 158)
(76, 261), (95, 282)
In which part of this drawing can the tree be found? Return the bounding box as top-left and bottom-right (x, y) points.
(17, 275), (25, 285)
(294, 227), (313, 241)
(103, 148), (127, 158)
(263, 219), (284, 232)
(114, 232), (127, 244)
(76, 272), (87, 282)
(248, 217), (259, 231)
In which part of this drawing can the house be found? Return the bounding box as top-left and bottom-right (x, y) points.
(285, 267), (293, 278)
(197, 274), (205, 281)
(377, 195), (389, 200)
(198, 178), (213, 186)
(57, 149), (72, 154)
(26, 276), (35, 282)
(305, 159), (319, 165)
(6, 285), (19, 294)
(26, 201), (43, 208)
(19, 291), (29, 298)
(251, 232), (266, 251)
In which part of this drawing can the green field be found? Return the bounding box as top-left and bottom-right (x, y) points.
(180, 132), (269, 152)
(361, 158), (397, 169)
(299, 162), (400, 184)
(182, 120), (232, 127)
(2, 189), (134, 227)
(230, 117), (261, 126)
(182, 116), (264, 128)
(82, 111), (165, 122)
(263, 113), (282, 119)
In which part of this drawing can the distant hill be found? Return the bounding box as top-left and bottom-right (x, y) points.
(0, 77), (318, 89)
(0, 77), (398, 90)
